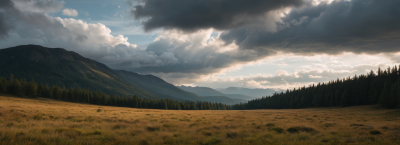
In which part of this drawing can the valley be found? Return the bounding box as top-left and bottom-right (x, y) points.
(0, 94), (399, 145)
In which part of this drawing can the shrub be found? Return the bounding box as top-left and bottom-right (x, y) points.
(34, 114), (42, 120)
(287, 126), (316, 133)
(203, 132), (212, 136)
(93, 129), (102, 135)
(96, 109), (101, 112)
(6, 123), (14, 127)
(201, 137), (221, 145)
(179, 118), (191, 122)
(350, 124), (364, 127)
(55, 127), (70, 133)
(287, 127), (301, 133)
(367, 137), (375, 141)
(266, 123), (275, 127)
(163, 124), (176, 128)
(381, 126), (389, 130)
(15, 132), (25, 137)
(112, 124), (126, 130)
(271, 127), (284, 133)
(323, 123), (335, 127)
(297, 134), (310, 141)
(313, 115), (318, 117)
(301, 127), (315, 132)
(369, 130), (382, 135)
(147, 126), (160, 132)
(321, 139), (330, 143)
(226, 132), (238, 138)
(41, 129), (50, 134)
(139, 139), (149, 145)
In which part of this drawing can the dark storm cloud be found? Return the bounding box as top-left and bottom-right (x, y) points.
(0, 0), (15, 39)
(220, 0), (400, 54)
(130, 0), (304, 32)
(0, 0), (65, 39)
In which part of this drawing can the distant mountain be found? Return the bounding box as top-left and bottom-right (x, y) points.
(223, 94), (256, 100)
(115, 70), (203, 101)
(199, 96), (247, 105)
(177, 86), (251, 103)
(177, 86), (225, 96)
(217, 87), (281, 98)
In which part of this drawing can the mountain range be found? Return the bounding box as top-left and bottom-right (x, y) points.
(177, 86), (256, 104)
(177, 86), (281, 100)
(0, 45), (257, 104)
(217, 87), (282, 98)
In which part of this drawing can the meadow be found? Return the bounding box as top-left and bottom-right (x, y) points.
(0, 94), (399, 145)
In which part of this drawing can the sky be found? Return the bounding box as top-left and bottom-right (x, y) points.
(1, 0), (400, 90)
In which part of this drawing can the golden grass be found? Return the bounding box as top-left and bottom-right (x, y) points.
(0, 94), (399, 145)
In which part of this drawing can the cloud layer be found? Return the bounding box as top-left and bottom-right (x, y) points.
(1, 0), (400, 89)
(220, 0), (400, 55)
(130, 0), (303, 32)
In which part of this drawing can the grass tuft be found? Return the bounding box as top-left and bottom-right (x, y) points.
(147, 126), (160, 132)
(369, 130), (382, 135)
(226, 132), (238, 138)
(266, 123), (275, 127)
(287, 126), (316, 133)
(271, 127), (284, 133)
(33, 114), (42, 120)
(201, 137), (221, 145)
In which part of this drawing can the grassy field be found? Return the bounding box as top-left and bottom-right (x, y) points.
(0, 94), (399, 145)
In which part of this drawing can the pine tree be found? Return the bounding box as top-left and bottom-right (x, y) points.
(379, 81), (391, 108)
(25, 79), (37, 97)
(341, 89), (349, 107)
(0, 78), (5, 93)
(12, 79), (24, 96)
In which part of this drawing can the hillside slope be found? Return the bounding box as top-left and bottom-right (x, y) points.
(115, 70), (203, 101)
(0, 45), (156, 99)
(177, 86), (225, 96)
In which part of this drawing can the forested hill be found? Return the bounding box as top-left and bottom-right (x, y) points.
(232, 66), (400, 109)
(0, 45), (157, 99)
(114, 70), (203, 101)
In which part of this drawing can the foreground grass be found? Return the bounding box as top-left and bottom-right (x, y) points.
(0, 94), (399, 145)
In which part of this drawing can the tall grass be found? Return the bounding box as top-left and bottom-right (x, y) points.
(0, 94), (399, 145)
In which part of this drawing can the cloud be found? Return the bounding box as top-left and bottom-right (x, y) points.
(220, 0), (400, 55)
(13, 0), (64, 13)
(62, 8), (78, 16)
(0, 0), (16, 39)
(129, 0), (303, 32)
(122, 29), (276, 76)
(0, 0), (181, 73)
(84, 12), (89, 16)
(130, 0), (400, 55)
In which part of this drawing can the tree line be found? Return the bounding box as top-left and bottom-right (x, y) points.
(0, 74), (231, 110)
(2, 65), (399, 110)
(232, 66), (400, 109)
